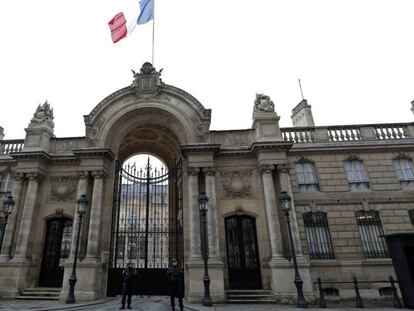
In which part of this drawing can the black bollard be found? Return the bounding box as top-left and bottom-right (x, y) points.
(389, 276), (402, 308)
(353, 277), (364, 308)
(317, 277), (327, 308)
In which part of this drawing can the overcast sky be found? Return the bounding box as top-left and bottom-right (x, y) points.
(0, 0), (413, 140)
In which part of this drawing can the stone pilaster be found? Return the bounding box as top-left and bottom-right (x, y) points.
(203, 167), (220, 260)
(259, 165), (284, 259)
(277, 164), (302, 255)
(187, 167), (201, 260)
(69, 171), (89, 258)
(85, 171), (105, 259)
(13, 173), (42, 261)
(0, 173), (24, 261)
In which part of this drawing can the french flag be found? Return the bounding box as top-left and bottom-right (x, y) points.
(108, 0), (154, 44)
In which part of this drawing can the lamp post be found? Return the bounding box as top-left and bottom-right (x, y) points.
(198, 192), (212, 307)
(279, 191), (308, 308)
(0, 195), (15, 251)
(66, 194), (88, 304)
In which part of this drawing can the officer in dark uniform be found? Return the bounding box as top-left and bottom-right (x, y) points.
(120, 262), (137, 310)
(167, 258), (184, 311)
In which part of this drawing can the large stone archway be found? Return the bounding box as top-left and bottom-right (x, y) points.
(60, 63), (225, 301)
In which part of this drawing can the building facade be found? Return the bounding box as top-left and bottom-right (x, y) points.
(0, 63), (413, 302)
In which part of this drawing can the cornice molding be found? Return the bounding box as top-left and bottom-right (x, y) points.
(73, 148), (115, 161)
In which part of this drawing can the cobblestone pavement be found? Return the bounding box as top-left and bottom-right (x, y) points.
(0, 297), (407, 311)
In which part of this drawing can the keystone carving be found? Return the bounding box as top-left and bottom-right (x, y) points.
(220, 171), (254, 198)
(49, 176), (77, 202)
(131, 62), (164, 95)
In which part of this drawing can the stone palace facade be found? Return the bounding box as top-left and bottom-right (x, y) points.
(0, 63), (413, 303)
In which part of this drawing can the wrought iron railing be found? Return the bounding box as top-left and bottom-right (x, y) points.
(314, 276), (402, 308)
(0, 139), (24, 154)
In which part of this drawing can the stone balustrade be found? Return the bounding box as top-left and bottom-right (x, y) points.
(281, 122), (414, 144)
(0, 140), (24, 154)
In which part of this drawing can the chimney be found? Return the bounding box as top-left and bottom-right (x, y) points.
(411, 100), (414, 116)
(291, 99), (315, 127)
(0, 127), (4, 140)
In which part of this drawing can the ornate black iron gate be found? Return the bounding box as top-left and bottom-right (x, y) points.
(107, 158), (183, 296)
(225, 215), (262, 289)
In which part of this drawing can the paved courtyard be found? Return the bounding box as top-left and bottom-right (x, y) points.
(0, 297), (406, 311)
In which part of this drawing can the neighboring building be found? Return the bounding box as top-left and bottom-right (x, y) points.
(0, 63), (413, 303)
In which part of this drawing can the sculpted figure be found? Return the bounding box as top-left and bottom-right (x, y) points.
(254, 93), (275, 112)
(30, 101), (54, 126)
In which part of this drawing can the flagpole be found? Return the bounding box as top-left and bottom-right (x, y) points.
(152, 0), (155, 65)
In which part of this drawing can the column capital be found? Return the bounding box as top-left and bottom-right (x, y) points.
(187, 167), (200, 176)
(25, 172), (44, 181)
(91, 170), (107, 179)
(277, 164), (291, 174)
(12, 172), (25, 181)
(78, 171), (90, 180)
(203, 167), (216, 176)
(259, 164), (275, 175)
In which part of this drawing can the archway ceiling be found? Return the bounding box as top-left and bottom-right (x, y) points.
(118, 124), (181, 167)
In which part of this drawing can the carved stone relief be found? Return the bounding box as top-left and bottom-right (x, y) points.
(220, 170), (255, 198)
(49, 176), (77, 202)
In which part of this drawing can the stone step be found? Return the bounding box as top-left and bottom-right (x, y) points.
(16, 295), (59, 301)
(17, 287), (61, 301)
(225, 289), (276, 304)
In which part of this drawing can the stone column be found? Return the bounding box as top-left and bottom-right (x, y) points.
(69, 171), (89, 258)
(187, 167), (201, 260)
(204, 167), (220, 260)
(260, 165), (284, 259)
(278, 164), (302, 255)
(85, 171), (105, 259)
(0, 173), (24, 261)
(13, 173), (41, 261)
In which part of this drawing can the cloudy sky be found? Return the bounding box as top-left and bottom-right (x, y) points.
(0, 0), (413, 139)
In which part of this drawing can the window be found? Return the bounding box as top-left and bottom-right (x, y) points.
(295, 162), (319, 192)
(0, 171), (13, 199)
(303, 212), (335, 259)
(356, 211), (388, 258)
(344, 160), (369, 190)
(394, 158), (414, 187)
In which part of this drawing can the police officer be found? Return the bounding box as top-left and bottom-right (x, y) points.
(120, 262), (136, 310)
(167, 258), (184, 311)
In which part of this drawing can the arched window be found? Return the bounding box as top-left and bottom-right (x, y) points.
(303, 212), (334, 259)
(295, 161), (319, 192)
(394, 158), (414, 187)
(344, 159), (369, 190)
(355, 211), (387, 258)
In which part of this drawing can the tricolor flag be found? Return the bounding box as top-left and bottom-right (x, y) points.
(108, 0), (154, 43)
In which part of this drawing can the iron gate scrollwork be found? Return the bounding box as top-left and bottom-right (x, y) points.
(107, 158), (183, 296)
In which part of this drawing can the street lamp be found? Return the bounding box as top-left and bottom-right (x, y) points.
(66, 194), (88, 304)
(0, 195), (15, 251)
(279, 191), (308, 308)
(198, 192), (212, 307)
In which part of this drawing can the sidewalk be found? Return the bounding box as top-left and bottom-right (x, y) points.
(0, 297), (406, 311)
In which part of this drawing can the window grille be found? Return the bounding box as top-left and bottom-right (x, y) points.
(355, 211), (388, 258)
(0, 172), (13, 199)
(295, 162), (319, 192)
(344, 160), (369, 190)
(303, 212), (335, 259)
(394, 159), (414, 187)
